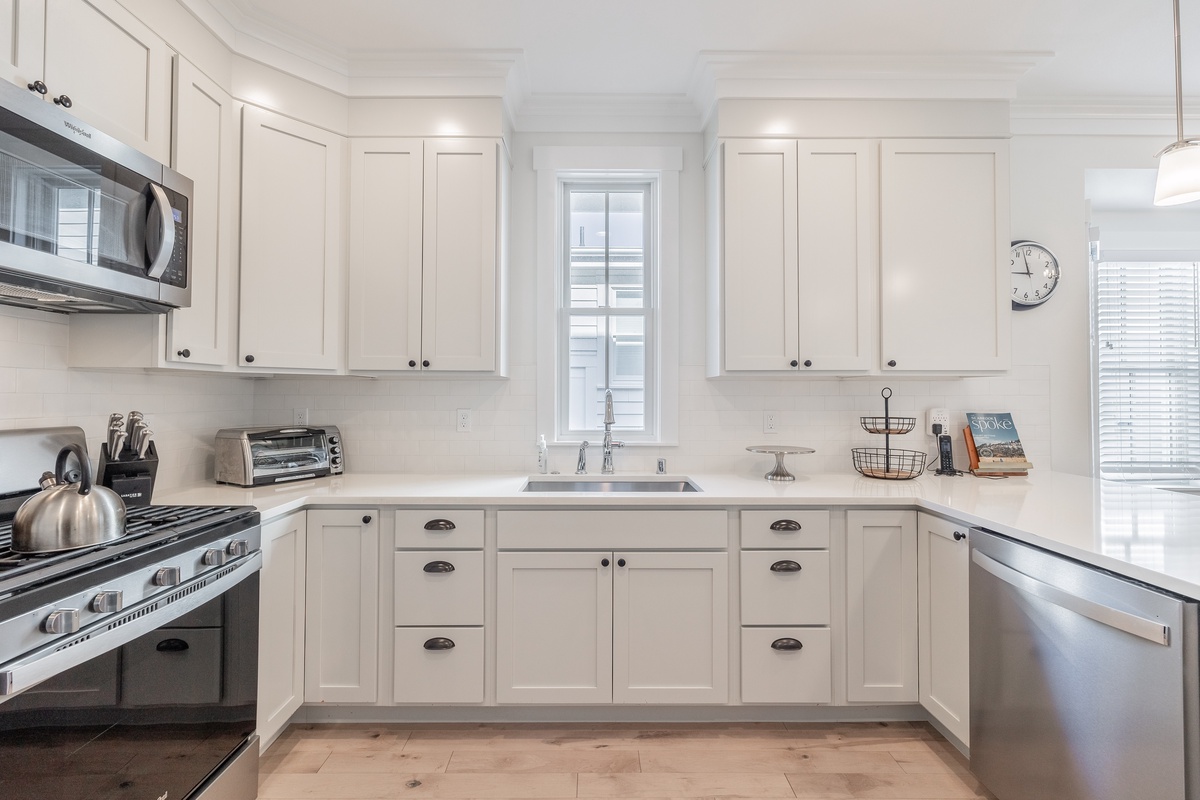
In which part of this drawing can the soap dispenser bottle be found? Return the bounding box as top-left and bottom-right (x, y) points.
(537, 435), (549, 474)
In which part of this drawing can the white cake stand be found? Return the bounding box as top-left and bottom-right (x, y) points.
(746, 445), (815, 482)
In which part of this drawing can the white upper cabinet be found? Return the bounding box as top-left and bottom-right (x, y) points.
(714, 139), (874, 374)
(41, 0), (173, 163)
(166, 58), (238, 368)
(879, 139), (1010, 372)
(421, 139), (499, 372)
(347, 137), (505, 373)
(796, 141), (874, 372)
(720, 140), (799, 372)
(0, 0), (44, 89)
(348, 138), (424, 371)
(239, 106), (346, 371)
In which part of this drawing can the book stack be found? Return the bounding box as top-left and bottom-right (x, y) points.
(963, 412), (1032, 477)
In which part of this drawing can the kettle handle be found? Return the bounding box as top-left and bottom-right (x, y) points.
(55, 443), (92, 496)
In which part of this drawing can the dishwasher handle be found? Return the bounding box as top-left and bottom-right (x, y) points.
(972, 549), (1170, 646)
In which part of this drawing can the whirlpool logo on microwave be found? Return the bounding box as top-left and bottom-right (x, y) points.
(63, 120), (92, 139)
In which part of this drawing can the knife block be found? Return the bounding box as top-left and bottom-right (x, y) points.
(98, 441), (159, 507)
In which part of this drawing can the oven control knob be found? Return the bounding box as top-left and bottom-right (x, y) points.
(203, 548), (228, 567)
(330, 445), (341, 455)
(154, 566), (182, 587)
(43, 609), (80, 634)
(91, 591), (123, 614)
(227, 539), (250, 558)
(332, 456), (342, 465)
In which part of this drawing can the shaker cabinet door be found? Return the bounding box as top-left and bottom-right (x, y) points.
(257, 512), (306, 749)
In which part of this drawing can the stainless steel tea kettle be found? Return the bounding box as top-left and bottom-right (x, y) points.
(13, 443), (126, 553)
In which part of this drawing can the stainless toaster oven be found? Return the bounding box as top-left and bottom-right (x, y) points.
(214, 425), (343, 486)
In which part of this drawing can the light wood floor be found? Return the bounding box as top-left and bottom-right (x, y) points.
(260, 721), (997, 799)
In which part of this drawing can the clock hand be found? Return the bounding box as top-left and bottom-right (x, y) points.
(1021, 250), (1033, 277)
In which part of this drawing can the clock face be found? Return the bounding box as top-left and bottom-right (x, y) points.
(1010, 240), (1060, 308)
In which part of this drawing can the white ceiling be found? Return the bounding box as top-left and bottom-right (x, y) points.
(194, 0), (1199, 125)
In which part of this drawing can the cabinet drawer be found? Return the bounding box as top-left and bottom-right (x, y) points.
(740, 551), (830, 625)
(498, 510), (726, 550)
(393, 627), (484, 704)
(396, 509), (484, 549)
(741, 510), (829, 549)
(394, 551), (484, 626)
(741, 627), (831, 704)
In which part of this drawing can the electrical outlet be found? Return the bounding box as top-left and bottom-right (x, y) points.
(763, 410), (779, 434)
(293, 408), (309, 426)
(456, 408), (472, 433)
(927, 407), (949, 436)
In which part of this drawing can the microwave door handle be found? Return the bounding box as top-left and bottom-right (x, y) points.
(145, 182), (176, 280)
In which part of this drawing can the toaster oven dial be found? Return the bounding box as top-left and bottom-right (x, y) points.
(330, 446), (341, 455)
(328, 435), (340, 444)
(332, 456), (343, 466)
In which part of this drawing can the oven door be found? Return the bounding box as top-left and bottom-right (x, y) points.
(0, 81), (190, 311)
(0, 573), (259, 800)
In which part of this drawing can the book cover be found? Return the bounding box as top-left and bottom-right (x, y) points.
(965, 413), (1029, 463)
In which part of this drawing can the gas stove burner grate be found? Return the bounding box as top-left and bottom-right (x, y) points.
(0, 505), (245, 581)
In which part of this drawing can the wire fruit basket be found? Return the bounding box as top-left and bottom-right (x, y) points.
(851, 388), (927, 480)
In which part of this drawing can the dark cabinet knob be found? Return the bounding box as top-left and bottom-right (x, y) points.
(770, 560), (802, 572)
(770, 519), (801, 532)
(423, 637), (455, 650)
(422, 360), (430, 368)
(423, 561), (455, 573)
(953, 531), (967, 541)
(601, 558), (610, 567)
(617, 558), (626, 567)
(362, 515), (372, 524)
(803, 360), (812, 367)
(53, 94), (72, 108)
(177, 349), (190, 358)
(244, 354), (255, 363)
(887, 359), (897, 367)
(408, 360), (417, 367)
(771, 638), (804, 652)
(790, 359), (798, 367)
(27, 80), (47, 94)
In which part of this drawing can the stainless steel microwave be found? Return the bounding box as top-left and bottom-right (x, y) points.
(0, 79), (191, 313)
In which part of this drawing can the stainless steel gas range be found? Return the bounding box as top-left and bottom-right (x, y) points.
(0, 427), (262, 800)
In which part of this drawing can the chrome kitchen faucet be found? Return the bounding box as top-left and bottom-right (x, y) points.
(601, 390), (625, 475)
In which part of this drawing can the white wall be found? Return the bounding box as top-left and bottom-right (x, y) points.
(0, 306), (255, 490)
(254, 130), (1053, 477)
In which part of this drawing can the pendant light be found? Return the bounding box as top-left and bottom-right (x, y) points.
(1155, 0), (1200, 205)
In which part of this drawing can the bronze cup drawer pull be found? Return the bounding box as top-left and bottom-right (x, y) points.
(771, 638), (804, 652)
(770, 560), (802, 573)
(423, 637), (456, 650)
(424, 519), (456, 531)
(423, 561), (455, 573)
(770, 519), (802, 532)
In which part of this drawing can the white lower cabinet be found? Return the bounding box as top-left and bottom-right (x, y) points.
(917, 513), (971, 744)
(393, 627), (485, 704)
(257, 512), (306, 749)
(741, 627), (832, 704)
(496, 550), (727, 704)
(304, 510), (379, 703)
(846, 510), (918, 703)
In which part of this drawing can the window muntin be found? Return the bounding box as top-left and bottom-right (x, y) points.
(1094, 259), (1200, 480)
(561, 183), (653, 436)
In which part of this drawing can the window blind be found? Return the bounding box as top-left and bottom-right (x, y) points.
(1096, 260), (1200, 480)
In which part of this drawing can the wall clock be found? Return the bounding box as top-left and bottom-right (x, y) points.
(1010, 240), (1060, 309)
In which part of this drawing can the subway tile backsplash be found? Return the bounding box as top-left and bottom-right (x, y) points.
(1, 304), (1050, 486)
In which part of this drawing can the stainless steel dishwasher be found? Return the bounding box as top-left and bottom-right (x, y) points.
(970, 529), (1200, 800)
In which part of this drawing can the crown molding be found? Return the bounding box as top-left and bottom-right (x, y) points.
(1011, 96), (1200, 136)
(513, 94), (700, 133)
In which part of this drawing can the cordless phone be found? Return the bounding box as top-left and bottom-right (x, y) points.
(933, 424), (959, 476)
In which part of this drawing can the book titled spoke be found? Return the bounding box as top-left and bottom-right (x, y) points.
(965, 412), (1031, 476)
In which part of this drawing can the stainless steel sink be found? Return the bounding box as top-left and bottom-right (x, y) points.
(522, 478), (702, 493)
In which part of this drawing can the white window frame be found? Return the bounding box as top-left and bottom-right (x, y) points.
(534, 146), (682, 445)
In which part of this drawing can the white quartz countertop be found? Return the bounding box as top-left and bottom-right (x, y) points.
(160, 470), (1200, 600)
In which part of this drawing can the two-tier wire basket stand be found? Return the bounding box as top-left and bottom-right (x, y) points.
(851, 387), (927, 480)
